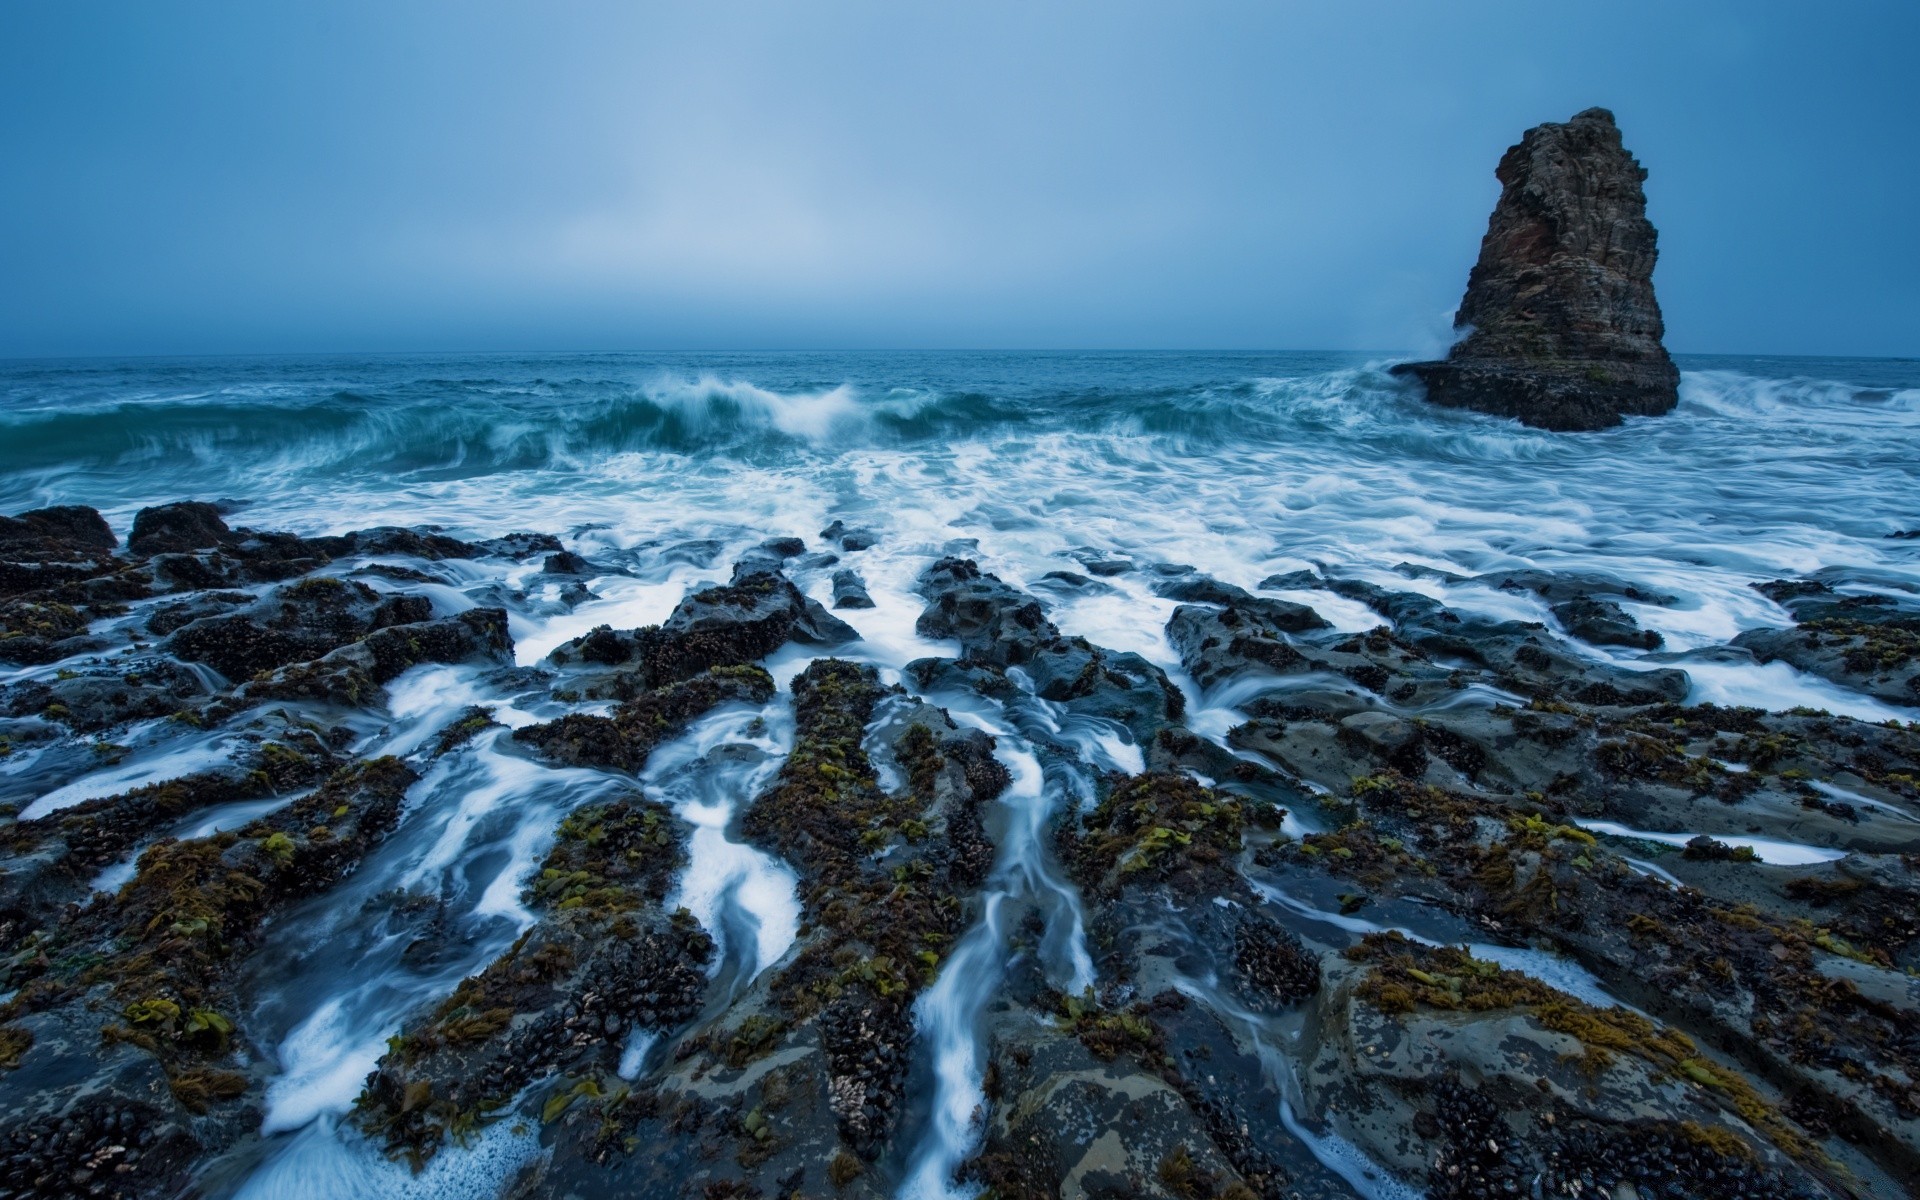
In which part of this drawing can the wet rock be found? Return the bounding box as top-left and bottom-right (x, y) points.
(0, 505), (124, 598)
(228, 607), (513, 709)
(1244, 570), (1688, 706)
(964, 1025), (1254, 1200)
(1483, 566), (1677, 607)
(1031, 570), (1112, 599)
(1277, 765), (1920, 1186)
(1059, 772), (1246, 899)
(1306, 937), (1829, 1198)
(0, 758), (419, 1189)
(1, 506), (116, 551)
(128, 516), (482, 596)
(1551, 594), (1662, 649)
(1737, 623), (1920, 707)
(1070, 549), (1134, 578)
(1734, 596), (1920, 709)
(0, 598), (98, 665)
(475, 531), (565, 559)
(1157, 574), (1329, 633)
(0, 724), (338, 938)
(0, 1005), (202, 1200)
(316, 525), (480, 561)
(1232, 911), (1320, 1007)
(820, 520), (875, 552)
(3, 655), (213, 733)
(547, 568), (856, 698)
(910, 558), (1184, 746)
(1393, 108), (1680, 430)
(515, 666), (776, 773)
(166, 576), (433, 683)
(541, 551), (591, 575)
(143, 591), (252, 637)
(353, 795), (712, 1167)
(127, 502), (232, 557)
(912, 558), (1049, 665)
(518, 662), (1005, 1198)
(738, 663), (988, 1156)
(829, 569), (874, 610)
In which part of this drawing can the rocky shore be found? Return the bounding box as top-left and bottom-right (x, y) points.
(3, 500), (1917, 1200)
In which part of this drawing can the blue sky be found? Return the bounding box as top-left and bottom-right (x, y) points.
(2, 2), (1914, 358)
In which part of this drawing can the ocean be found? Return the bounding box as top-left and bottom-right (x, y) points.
(3, 349), (1917, 1198)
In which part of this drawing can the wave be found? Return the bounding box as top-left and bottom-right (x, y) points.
(0, 356), (1912, 516)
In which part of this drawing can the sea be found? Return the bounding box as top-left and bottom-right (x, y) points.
(2, 350), (1916, 1198)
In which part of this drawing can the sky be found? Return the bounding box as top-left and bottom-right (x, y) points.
(1, 2), (1915, 359)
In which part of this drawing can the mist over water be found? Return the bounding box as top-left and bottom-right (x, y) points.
(5, 349), (1917, 1198)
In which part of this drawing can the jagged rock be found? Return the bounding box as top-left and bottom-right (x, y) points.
(1552, 594), (1662, 649)
(545, 567), (857, 698)
(1482, 566), (1677, 606)
(0, 597), (100, 665)
(965, 1024), (1252, 1200)
(1735, 580), (1920, 706)
(226, 607), (513, 709)
(1394, 108), (1680, 430)
(0, 504), (124, 598)
(1, 722), (339, 932)
(514, 666), (776, 773)
(0, 506), (116, 551)
(166, 576), (433, 682)
(909, 558), (1185, 745)
(1233, 570), (1689, 707)
(1302, 940), (1830, 1199)
(352, 795), (712, 1166)
(128, 502), (232, 556)
(2, 654), (213, 733)
(123, 508), (486, 595)
(474, 531), (564, 559)
(0, 758), (419, 1196)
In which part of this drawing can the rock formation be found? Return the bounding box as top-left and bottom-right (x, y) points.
(1396, 107), (1680, 430)
(6, 501), (1920, 1199)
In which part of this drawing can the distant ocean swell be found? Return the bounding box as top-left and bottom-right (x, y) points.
(1, 360), (1914, 492)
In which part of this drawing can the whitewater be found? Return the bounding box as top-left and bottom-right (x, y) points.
(2, 349), (1917, 1199)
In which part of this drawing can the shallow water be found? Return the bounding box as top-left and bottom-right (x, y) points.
(4, 350), (1917, 1198)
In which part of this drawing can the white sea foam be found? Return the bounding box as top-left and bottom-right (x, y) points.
(21, 732), (248, 819)
(1578, 819), (1848, 866)
(7, 353), (1917, 1199)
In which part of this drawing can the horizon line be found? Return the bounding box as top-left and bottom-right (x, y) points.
(2, 347), (1916, 368)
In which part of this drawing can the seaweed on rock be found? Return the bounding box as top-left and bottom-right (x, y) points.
(353, 794), (712, 1166)
(1059, 771), (1246, 898)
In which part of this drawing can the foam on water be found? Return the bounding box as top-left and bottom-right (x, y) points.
(1812, 778), (1919, 822)
(898, 711), (1096, 1200)
(645, 702), (802, 986)
(1678, 657), (1910, 724)
(5, 350), (1917, 1200)
(21, 730), (249, 819)
(1578, 819), (1849, 866)
(234, 1111), (545, 1200)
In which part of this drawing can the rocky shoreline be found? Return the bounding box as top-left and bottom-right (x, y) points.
(2, 501), (1917, 1200)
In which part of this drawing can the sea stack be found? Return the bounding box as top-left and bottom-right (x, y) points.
(1395, 107), (1679, 431)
